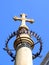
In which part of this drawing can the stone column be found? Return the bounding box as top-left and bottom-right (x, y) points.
(15, 43), (33, 65)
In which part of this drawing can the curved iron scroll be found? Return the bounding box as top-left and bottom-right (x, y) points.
(3, 30), (42, 61)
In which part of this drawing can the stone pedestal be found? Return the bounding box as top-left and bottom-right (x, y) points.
(15, 47), (33, 65)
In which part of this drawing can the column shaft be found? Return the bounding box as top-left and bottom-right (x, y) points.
(15, 47), (33, 65)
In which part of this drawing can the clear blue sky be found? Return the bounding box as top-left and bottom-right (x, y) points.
(0, 0), (49, 65)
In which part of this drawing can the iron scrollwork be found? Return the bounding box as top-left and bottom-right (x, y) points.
(3, 30), (42, 61)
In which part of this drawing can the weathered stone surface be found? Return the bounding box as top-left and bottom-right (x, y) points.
(15, 47), (33, 65)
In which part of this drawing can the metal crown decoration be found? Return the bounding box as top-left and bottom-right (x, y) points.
(3, 13), (42, 61)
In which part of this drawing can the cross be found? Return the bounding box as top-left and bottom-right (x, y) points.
(13, 13), (34, 29)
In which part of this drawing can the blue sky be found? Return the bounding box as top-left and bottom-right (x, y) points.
(0, 0), (49, 65)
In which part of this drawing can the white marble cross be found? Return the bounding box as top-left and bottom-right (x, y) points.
(13, 13), (34, 29)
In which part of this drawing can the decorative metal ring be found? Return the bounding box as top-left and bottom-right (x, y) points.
(3, 31), (17, 61)
(30, 31), (42, 59)
(3, 30), (42, 61)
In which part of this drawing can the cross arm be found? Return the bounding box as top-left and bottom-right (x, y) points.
(13, 16), (22, 21)
(26, 19), (34, 23)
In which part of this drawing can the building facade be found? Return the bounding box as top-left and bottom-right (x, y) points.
(41, 52), (49, 65)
